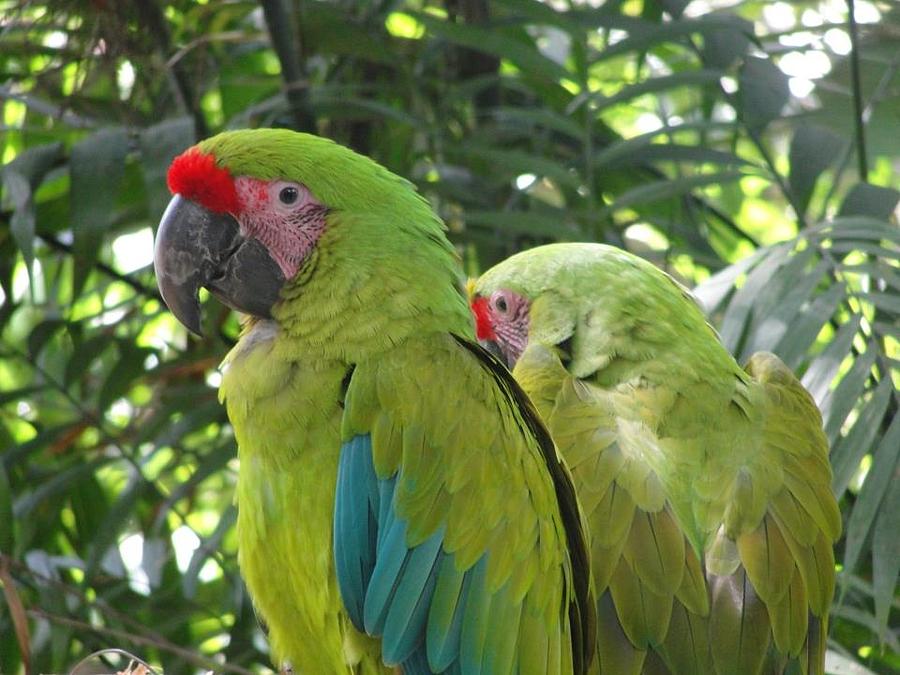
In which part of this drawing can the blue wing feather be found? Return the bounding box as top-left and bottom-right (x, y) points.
(334, 435), (376, 629)
(334, 434), (516, 674)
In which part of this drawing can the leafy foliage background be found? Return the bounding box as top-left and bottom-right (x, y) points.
(0, 0), (897, 673)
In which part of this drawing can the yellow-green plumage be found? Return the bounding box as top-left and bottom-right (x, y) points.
(222, 341), (385, 671)
(189, 131), (593, 673)
(474, 243), (841, 675)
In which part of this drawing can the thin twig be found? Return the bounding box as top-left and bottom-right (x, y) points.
(35, 232), (162, 302)
(131, 0), (208, 138)
(2, 555), (206, 656)
(846, 0), (868, 182)
(27, 607), (255, 675)
(817, 48), (900, 222)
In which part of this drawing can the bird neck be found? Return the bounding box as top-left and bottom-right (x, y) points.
(267, 211), (472, 363)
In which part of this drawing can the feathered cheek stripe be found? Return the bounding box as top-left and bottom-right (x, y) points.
(167, 148), (241, 215)
(470, 296), (496, 341)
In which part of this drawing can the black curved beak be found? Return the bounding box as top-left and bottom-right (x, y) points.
(154, 195), (286, 336)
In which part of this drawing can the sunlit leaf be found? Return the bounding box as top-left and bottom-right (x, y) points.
(842, 413), (900, 577)
(140, 117), (196, 225)
(789, 125), (844, 217)
(838, 183), (900, 220)
(738, 56), (790, 132)
(873, 476), (900, 644)
(830, 377), (893, 498)
(70, 128), (129, 299)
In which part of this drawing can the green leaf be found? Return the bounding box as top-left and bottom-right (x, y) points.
(183, 505), (235, 599)
(98, 342), (153, 412)
(574, 69), (724, 114)
(789, 125), (844, 217)
(830, 376), (893, 497)
(860, 291), (900, 315)
(85, 476), (147, 578)
(700, 13), (753, 69)
(3, 143), (63, 190)
(27, 319), (68, 358)
(692, 247), (766, 313)
(591, 120), (735, 168)
(139, 117), (195, 225)
(801, 315), (862, 404)
(0, 143), (60, 286)
(591, 15), (754, 63)
(465, 209), (580, 237)
(70, 127), (129, 299)
(738, 56), (790, 132)
(313, 94), (426, 129)
(492, 107), (584, 140)
(838, 183), (900, 220)
(415, 12), (570, 84)
(873, 476), (900, 645)
(714, 244), (791, 353)
(842, 413), (900, 577)
(2, 171), (35, 279)
(153, 439), (235, 529)
(64, 334), (115, 387)
(775, 282), (846, 369)
(742, 255), (827, 359)
(595, 142), (750, 170)
(600, 170), (744, 217)
(458, 146), (581, 188)
(822, 347), (876, 444)
(13, 458), (111, 520)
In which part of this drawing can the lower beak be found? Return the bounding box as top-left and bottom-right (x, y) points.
(479, 339), (510, 368)
(154, 195), (286, 336)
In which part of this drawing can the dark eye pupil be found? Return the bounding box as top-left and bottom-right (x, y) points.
(496, 297), (508, 312)
(279, 187), (299, 204)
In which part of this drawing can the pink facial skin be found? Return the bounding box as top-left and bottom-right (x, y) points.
(234, 176), (328, 280)
(471, 289), (530, 368)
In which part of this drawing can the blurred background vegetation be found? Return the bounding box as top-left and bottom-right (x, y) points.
(0, 0), (898, 672)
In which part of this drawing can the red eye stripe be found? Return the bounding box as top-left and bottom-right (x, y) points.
(470, 296), (496, 341)
(167, 148), (240, 215)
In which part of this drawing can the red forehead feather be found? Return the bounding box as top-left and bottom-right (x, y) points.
(470, 296), (496, 341)
(167, 148), (240, 215)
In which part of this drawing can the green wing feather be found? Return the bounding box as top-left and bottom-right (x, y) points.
(513, 341), (839, 675)
(341, 332), (595, 674)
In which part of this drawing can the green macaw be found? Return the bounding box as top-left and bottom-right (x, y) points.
(153, 130), (594, 674)
(470, 243), (841, 675)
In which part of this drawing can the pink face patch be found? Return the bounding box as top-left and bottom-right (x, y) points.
(167, 148), (240, 215)
(233, 176), (327, 280)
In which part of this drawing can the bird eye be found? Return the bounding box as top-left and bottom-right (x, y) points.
(495, 296), (508, 313)
(279, 186), (299, 205)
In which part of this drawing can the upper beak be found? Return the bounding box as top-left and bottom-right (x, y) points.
(154, 195), (286, 336)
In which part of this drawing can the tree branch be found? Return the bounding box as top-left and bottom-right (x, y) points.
(131, 0), (209, 139)
(37, 232), (162, 302)
(846, 0), (868, 182)
(260, 0), (315, 131)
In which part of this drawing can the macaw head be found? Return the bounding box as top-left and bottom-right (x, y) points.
(470, 242), (708, 377)
(155, 129), (463, 339)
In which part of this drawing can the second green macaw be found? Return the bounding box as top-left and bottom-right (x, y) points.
(153, 130), (594, 674)
(471, 243), (841, 675)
